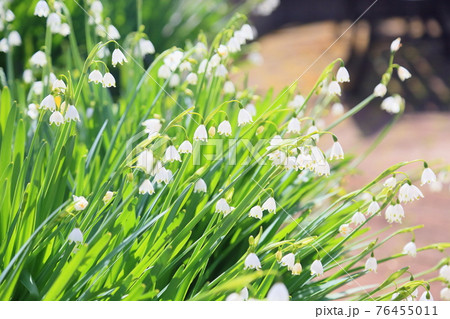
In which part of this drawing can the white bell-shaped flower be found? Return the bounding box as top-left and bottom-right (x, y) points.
(292, 262), (302, 275)
(280, 253), (295, 270)
(178, 140), (193, 154)
(112, 49), (128, 67)
(440, 288), (450, 301)
(169, 74), (180, 87)
(267, 282), (289, 301)
(47, 13), (61, 34)
(102, 72), (116, 87)
(397, 66), (411, 81)
(215, 198), (233, 216)
(249, 205), (263, 219)
(307, 125), (319, 141)
(8, 31), (22, 46)
(419, 291), (433, 301)
(365, 257), (377, 272)
(287, 117), (301, 134)
(402, 241), (417, 257)
(262, 197), (276, 213)
(30, 50), (47, 67)
(34, 0), (50, 17)
(331, 102), (344, 116)
(367, 200), (380, 215)
(336, 66), (350, 83)
(240, 24), (254, 41)
(288, 94), (305, 108)
(383, 176), (397, 188)
(136, 149), (154, 175)
(135, 38), (155, 56)
(164, 145), (181, 162)
(339, 223), (353, 237)
(41, 94), (56, 111)
(351, 211), (366, 226)
(390, 37), (401, 52)
(244, 253), (261, 270)
(381, 95), (403, 114)
(194, 178), (207, 193)
(164, 50), (183, 71)
(27, 104), (39, 120)
(218, 120), (232, 136)
(217, 44), (228, 58)
(49, 111), (64, 126)
(73, 195), (88, 211)
(421, 167), (437, 186)
(310, 259), (324, 276)
(399, 183), (423, 203)
(328, 81), (341, 96)
(185, 72), (198, 85)
(329, 141), (344, 160)
(373, 83), (387, 97)
(68, 228), (83, 243)
(88, 70), (103, 84)
(142, 119), (162, 136)
(194, 124), (208, 142)
(52, 79), (66, 93)
(59, 23), (70, 37)
(65, 105), (80, 122)
(237, 108), (253, 126)
(223, 81), (235, 94)
(139, 179), (155, 195)
(154, 167), (170, 184)
(107, 25), (120, 40)
(439, 265), (450, 282)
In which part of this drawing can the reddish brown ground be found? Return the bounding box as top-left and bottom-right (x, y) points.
(238, 21), (450, 299)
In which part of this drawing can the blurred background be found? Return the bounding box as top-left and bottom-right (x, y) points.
(4, 0), (450, 299)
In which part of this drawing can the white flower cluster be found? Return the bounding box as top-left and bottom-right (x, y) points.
(34, 0), (71, 37)
(0, 2), (21, 53)
(88, 70), (116, 87)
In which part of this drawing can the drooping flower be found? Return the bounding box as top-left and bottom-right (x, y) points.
(41, 94), (56, 111)
(398, 183), (424, 203)
(245, 103), (257, 117)
(73, 195), (88, 211)
(164, 145), (181, 162)
(34, 0), (50, 17)
(329, 141), (344, 160)
(390, 37), (401, 52)
(237, 108), (253, 126)
(292, 262), (302, 275)
(223, 81), (235, 94)
(217, 44), (228, 58)
(385, 204), (405, 224)
(30, 50), (47, 67)
(136, 149), (154, 175)
(226, 287), (248, 301)
(339, 223), (353, 237)
(306, 125), (319, 141)
(218, 120), (232, 136)
(397, 66), (411, 81)
(373, 83), (387, 97)
(439, 265), (450, 282)
(178, 140), (193, 154)
(421, 167), (437, 186)
(267, 283), (289, 301)
(102, 72), (116, 87)
(135, 38), (155, 56)
(287, 117), (301, 134)
(215, 64), (228, 77)
(419, 291), (433, 301)
(194, 179), (207, 193)
(310, 259), (324, 276)
(142, 119), (162, 136)
(59, 23), (70, 37)
(164, 50), (183, 71)
(280, 253), (295, 270)
(288, 94), (305, 108)
(331, 102), (344, 116)
(336, 66), (350, 83)
(65, 105), (80, 122)
(440, 288), (450, 301)
(194, 124), (208, 142)
(216, 198), (232, 215)
(365, 257), (377, 272)
(68, 228), (83, 243)
(244, 253), (261, 270)
(367, 200), (380, 215)
(52, 79), (66, 93)
(169, 74), (180, 87)
(154, 167), (170, 184)
(27, 104), (39, 120)
(262, 197), (276, 213)
(139, 179), (155, 195)
(383, 176), (397, 188)
(107, 25), (121, 40)
(8, 31), (22, 47)
(249, 205), (263, 219)
(47, 13), (61, 34)
(103, 191), (114, 203)
(313, 161), (330, 176)
(240, 24), (254, 41)
(402, 241), (417, 257)
(112, 49), (128, 67)
(227, 37), (241, 53)
(88, 70), (103, 84)
(328, 81), (341, 96)
(179, 61), (192, 72)
(49, 111), (64, 126)
(351, 211), (366, 226)
(185, 73), (198, 85)
(381, 95), (403, 114)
